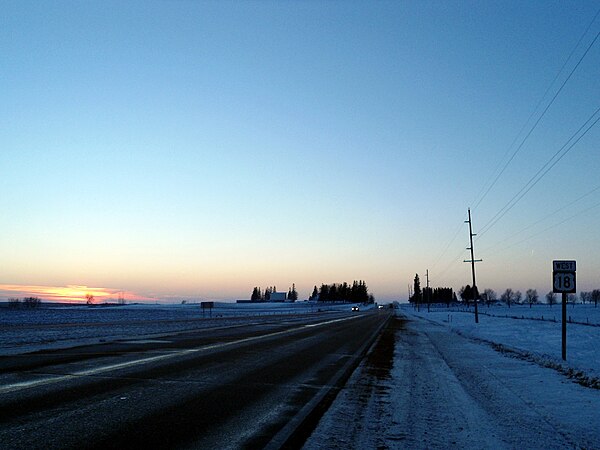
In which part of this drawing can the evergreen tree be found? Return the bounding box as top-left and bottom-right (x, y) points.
(329, 284), (338, 302)
(310, 285), (318, 301)
(289, 283), (298, 301)
(412, 274), (421, 304)
(319, 284), (330, 302)
(460, 285), (473, 306)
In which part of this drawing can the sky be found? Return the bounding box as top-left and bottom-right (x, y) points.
(1, 1), (599, 303)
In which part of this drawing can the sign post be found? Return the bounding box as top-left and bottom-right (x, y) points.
(201, 301), (214, 318)
(552, 260), (576, 361)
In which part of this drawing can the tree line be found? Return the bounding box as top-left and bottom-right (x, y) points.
(408, 273), (600, 308)
(459, 286), (600, 308)
(250, 284), (298, 302)
(7, 297), (42, 309)
(315, 280), (374, 304)
(408, 274), (456, 306)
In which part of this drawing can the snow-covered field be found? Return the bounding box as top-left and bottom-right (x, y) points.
(0, 301), (362, 356)
(407, 303), (600, 383)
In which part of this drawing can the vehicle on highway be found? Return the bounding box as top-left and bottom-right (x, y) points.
(351, 306), (360, 312)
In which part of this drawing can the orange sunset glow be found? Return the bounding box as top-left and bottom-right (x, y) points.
(0, 284), (151, 304)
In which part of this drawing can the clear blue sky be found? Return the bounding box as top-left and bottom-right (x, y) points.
(2, 1), (599, 302)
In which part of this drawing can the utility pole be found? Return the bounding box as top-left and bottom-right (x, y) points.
(426, 269), (430, 312)
(464, 208), (482, 323)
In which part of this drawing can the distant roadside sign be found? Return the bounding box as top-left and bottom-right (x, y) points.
(201, 301), (215, 317)
(553, 260), (576, 294)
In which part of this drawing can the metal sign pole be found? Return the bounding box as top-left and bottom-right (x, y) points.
(553, 260), (575, 361)
(562, 292), (567, 361)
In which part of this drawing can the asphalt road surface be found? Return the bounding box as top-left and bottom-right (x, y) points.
(0, 310), (390, 449)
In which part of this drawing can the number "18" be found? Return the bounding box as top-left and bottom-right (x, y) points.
(554, 273), (574, 292)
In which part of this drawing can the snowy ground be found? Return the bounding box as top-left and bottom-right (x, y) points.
(304, 305), (600, 449)
(409, 303), (600, 383)
(0, 301), (364, 356)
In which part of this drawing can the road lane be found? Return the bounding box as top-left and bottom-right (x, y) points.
(0, 315), (361, 395)
(0, 311), (390, 449)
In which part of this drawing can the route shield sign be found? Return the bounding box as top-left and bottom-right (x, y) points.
(553, 260), (576, 294)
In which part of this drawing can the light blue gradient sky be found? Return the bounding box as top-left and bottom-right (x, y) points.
(2, 1), (599, 302)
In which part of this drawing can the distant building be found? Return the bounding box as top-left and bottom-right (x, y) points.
(270, 292), (287, 302)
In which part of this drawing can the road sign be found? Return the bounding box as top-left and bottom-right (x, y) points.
(552, 260), (576, 294)
(201, 301), (214, 317)
(553, 260), (576, 272)
(552, 260), (576, 361)
(553, 271), (576, 293)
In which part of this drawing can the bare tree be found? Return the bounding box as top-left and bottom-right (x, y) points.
(580, 291), (591, 305)
(546, 291), (556, 307)
(592, 289), (600, 308)
(85, 293), (95, 305)
(8, 298), (21, 309)
(501, 288), (514, 308)
(525, 289), (538, 308)
(514, 290), (522, 305)
(23, 297), (41, 308)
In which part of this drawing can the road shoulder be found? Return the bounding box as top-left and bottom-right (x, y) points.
(303, 313), (600, 449)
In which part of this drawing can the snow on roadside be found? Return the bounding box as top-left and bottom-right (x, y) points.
(304, 311), (600, 449)
(403, 304), (600, 384)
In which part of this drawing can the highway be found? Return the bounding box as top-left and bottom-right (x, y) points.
(0, 310), (391, 449)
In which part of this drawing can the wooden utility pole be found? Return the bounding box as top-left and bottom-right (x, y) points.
(464, 208), (482, 323)
(426, 269), (430, 312)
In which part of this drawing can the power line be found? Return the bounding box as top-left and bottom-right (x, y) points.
(430, 8), (600, 290)
(479, 184), (600, 255)
(442, 107), (599, 287)
(490, 200), (600, 256)
(435, 245), (470, 286)
(472, 15), (600, 211)
(477, 105), (600, 238)
(439, 110), (599, 287)
(430, 213), (468, 271)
